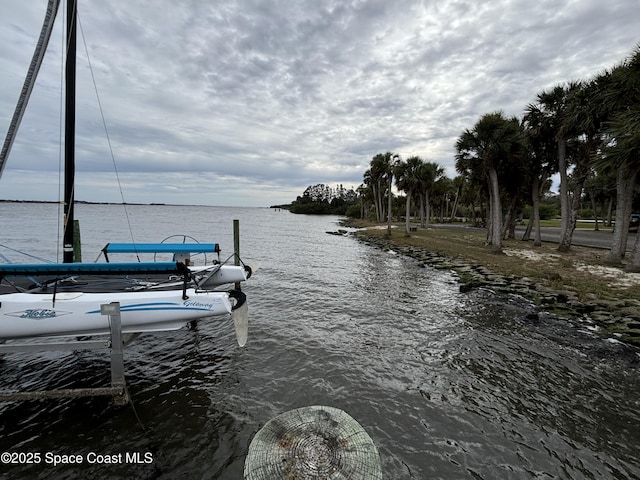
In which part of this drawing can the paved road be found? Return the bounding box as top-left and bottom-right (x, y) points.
(515, 226), (626, 250)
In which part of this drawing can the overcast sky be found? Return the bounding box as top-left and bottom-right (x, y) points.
(0, 0), (637, 207)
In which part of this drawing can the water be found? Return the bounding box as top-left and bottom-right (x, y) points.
(0, 203), (639, 479)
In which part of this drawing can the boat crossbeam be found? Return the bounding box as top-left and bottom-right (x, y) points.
(0, 302), (130, 405)
(0, 387), (124, 402)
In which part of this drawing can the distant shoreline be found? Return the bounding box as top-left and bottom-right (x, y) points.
(0, 200), (271, 208)
(0, 199), (164, 206)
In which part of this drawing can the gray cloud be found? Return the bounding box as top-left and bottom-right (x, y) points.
(0, 0), (638, 206)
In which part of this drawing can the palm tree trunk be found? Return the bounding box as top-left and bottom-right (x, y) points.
(522, 177), (537, 242)
(557, 137), (572, 252)
(449, 185), (460, 222)
(502, 195), (518, 239)
(626, 232), (640, 272)
(522, 220), (532, 241)
(608, 164), (634, 263)
(386, 176), (393, 236)
(590, 193), (599, 231)
(502, 202), (512, 239)
(559, 148), (591, 252)
(404, 189), (412, 235)
(558, 194), (577, 253)
(376, 180), (385, 223)
(372, 184), (380, 222)
(488, 167), (503, 253)
(485, 201), (492, 244)
(532, 177), (543, 246)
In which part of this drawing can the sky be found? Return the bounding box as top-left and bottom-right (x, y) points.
(0, 0), (638, 207)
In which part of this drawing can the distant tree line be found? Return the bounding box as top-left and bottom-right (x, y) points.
(288, 183), (359, 214)
(287, 44), (640, 270)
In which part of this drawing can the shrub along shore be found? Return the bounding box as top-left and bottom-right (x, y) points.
(339, 219), (640, 347)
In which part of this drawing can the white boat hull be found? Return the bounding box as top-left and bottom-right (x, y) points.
(194, 265), (249, 288)
(0, 289), (232, 339)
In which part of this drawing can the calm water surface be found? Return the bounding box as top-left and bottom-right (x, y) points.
(0, 203), (638, 479)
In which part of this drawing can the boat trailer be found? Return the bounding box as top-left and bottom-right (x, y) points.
(0, 302), (132, 406)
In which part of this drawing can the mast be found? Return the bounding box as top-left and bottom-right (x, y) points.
(0, 0), (61, 180)
(63, 0), (77, 263)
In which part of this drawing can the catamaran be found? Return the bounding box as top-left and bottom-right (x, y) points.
(0, 0), (251, 343)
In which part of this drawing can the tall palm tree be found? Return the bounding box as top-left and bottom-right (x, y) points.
(448, 175), (465, 222)
(534, 83), (581, 252)
(367, 152), (398, 227)
(556, 79), (603, 251)
(357, 180), (373, 220)
(363, 169), (379, 221)
(455, 111), (526, 253)
(369, 153), (390, 223)
(455, 149), (488, 227)
(523, 103), (558, 246)
(386, 153), (400, 236)
(395, 156), (424, 235)
(417, 161), (444, 228)
(596, 45), (640, 270)
(432, 176), (453, 222)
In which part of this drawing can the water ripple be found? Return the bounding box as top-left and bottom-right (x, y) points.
(1, 206), (639, 479)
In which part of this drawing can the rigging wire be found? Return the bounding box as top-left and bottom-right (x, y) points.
(0, 244), (54, 264)
(0, 0), (61, 179)
(74, 7), (140, 260)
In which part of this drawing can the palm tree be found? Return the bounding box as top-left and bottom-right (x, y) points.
(523, 103), (558, 246)
(366, 152), (399, 227)
(496, 138), (528, 239)
(584, 168), (614, 231)
(432, 176), (453, 222)
(533, 83), (579, 252)
(596, 45), (640, 269)
(368, 154), (389, 223)
(417, 161), (444, 228)
(448, 175), (465, 222)
(455, 151), (488, 227)
(556, 79), (604, 251)
(363, 169), (378, 221)
(356, 181), (372, 219)
(455, 112), (526, 253)
(395, 156), (424, 235)
(386, 153), (400, 236)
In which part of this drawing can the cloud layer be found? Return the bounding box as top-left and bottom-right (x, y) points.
(1, 0), (637, 206)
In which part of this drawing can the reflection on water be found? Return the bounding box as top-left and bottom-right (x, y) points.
(1, 204), (639, 479)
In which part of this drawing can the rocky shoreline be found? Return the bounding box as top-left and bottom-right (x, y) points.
(347, 229), (640, 347)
